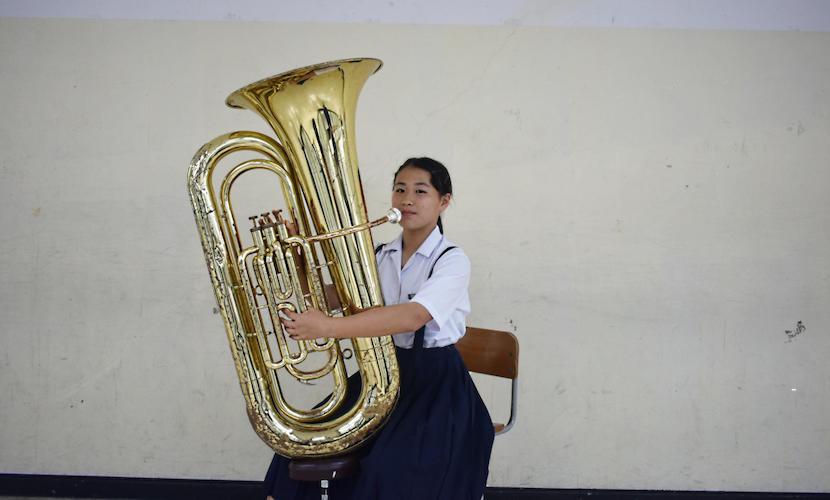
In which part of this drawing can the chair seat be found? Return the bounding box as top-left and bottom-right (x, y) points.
(288, 455), (361, 482)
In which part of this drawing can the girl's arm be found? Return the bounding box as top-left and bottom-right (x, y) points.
(283, 303), (431, 341)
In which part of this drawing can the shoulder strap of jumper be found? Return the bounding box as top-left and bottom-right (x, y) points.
(428, 246), (457, 279)
(414, 245), (458, 350)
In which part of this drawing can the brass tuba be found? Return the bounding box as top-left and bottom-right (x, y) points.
(187, 58), (400, 458)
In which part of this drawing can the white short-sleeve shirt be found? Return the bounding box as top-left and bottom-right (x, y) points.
(376, 226), (471, 349)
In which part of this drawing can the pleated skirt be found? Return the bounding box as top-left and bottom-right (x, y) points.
(264, 344), (495, 500)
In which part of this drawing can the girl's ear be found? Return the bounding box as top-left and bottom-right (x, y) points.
(440, 193), (452, 210)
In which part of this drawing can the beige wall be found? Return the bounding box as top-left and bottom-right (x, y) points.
(1, 17), (828, 491)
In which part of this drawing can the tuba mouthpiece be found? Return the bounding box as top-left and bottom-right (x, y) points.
(387, 208), (402, 224)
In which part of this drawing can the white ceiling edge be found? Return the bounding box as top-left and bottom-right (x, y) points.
(1, 0), (829, 32)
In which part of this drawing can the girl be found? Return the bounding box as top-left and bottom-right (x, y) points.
(265, 157), (494, 500)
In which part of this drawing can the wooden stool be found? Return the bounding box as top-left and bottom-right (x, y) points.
(288, 455), (361, 500)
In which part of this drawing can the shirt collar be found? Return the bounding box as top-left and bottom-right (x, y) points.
(384, 226), (443, 258)
(416, 226), (444, 257)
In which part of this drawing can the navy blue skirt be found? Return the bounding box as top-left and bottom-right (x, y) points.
(264, 344), (495, 500)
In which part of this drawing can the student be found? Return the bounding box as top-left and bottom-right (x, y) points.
(265, 157), (494, 500)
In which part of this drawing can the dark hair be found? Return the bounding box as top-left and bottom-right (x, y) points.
(394, 157), (453, 233)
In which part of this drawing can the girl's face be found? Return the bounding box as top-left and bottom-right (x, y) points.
(392, 166), (450, 233)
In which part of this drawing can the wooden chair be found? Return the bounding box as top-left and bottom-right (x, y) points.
(455, 327), (520, 435)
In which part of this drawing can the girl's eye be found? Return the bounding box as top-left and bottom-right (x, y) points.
(394, 188), (404, 193)
(416, 189), (427, 194)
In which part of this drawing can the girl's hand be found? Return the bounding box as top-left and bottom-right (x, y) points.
(282, 308), (335, 340)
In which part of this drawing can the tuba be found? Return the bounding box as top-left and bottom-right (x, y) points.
(187, 58), (400, 458)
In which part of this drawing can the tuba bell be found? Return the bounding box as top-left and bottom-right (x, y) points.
(187, 58), (400, 458)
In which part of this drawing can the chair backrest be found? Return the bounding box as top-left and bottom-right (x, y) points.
(455, 327), (519, 380)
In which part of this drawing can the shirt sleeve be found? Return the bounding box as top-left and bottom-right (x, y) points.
(410, 249), (471, 331)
